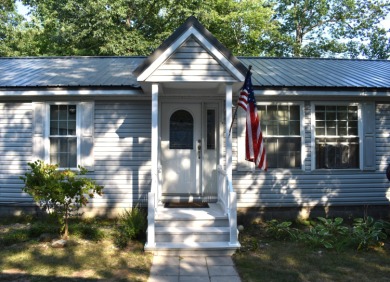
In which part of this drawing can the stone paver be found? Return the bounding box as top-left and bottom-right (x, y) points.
(147, 256), (241, 282)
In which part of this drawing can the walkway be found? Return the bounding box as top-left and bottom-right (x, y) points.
(148, 256), (241, 282)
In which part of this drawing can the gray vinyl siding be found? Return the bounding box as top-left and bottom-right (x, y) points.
(0, 103), (33, 204)
(232, 100), (389, 208)
(92, 101), (151, 208)
(147, 36), (236, 82)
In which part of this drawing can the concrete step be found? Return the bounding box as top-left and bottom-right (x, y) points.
(144, 241), (240, 256)
(155, 203), (228, 227)
(155, 218), (228, 228)
(155, 226), (230, 242)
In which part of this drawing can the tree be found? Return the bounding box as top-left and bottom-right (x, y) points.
(21, 0), (275, 56)
(20, 160), (104, 239)
(266, 0), (390, 58)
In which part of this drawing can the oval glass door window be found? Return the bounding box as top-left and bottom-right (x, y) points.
(169, 110), (193, 149)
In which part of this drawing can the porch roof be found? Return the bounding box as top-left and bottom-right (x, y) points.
(0, 56), (389, 90)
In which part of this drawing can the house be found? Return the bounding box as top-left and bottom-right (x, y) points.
(0, 16), (389, 254)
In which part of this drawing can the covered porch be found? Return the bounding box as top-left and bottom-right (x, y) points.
(132, 16), (247, 254)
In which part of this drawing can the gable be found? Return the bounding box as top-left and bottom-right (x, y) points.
(135, 16), (246, 83)
(146, 36), (238, 82)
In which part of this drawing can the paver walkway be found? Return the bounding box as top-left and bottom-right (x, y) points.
(148, 256), (241, 282)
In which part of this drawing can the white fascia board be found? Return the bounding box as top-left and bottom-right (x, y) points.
(0, 89), (143, 96)
(255, 89), (390, 97)
(137, 26), (245, 82)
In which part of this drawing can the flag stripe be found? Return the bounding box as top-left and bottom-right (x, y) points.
(240, 70), (267, 171)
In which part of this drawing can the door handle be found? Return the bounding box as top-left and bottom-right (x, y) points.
(197, 139), (201, 159)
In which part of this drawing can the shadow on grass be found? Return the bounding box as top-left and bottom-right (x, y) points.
(0, 238), (151, 282)
(234, 239), (390, 282)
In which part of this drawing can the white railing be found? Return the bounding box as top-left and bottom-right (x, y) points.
(146, 191), (155, 248)
(217, 165), (239, 246)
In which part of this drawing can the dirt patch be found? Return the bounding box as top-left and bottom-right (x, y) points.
(71, 269), (96, 278)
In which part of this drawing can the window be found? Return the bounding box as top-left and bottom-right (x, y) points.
(49, 105), (78, 168)
(314, 105), (359, 169)
(207, 109), (216, 150)
(169, 110), (193, 149)
(258, 104), (301, 169)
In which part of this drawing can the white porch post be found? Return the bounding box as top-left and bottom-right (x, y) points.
(225, 83), (239, 246)
(225, 83), (233, 178)
(146, 83), (159, 248)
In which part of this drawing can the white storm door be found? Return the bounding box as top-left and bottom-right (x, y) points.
(161, 103), (202, 195)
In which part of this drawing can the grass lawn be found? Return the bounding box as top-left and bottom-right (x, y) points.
(233, 221), (390, 282)
(0, 218), (152, 281)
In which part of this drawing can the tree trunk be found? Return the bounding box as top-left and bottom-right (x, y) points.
(63, 204), (69, 240)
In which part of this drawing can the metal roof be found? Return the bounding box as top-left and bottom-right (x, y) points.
(0, 57), (144, 88)
(239, 57), (390, 89)
(0, 56), (389, 89)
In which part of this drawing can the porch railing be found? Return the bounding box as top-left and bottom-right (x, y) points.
(217, 165), (239, 246)
(146, 166), (161, 248)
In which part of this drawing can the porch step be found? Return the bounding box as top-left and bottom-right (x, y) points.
(155, 226), (230, 242)
(144, 242), (239, 256)
(146, 203), (240, 255)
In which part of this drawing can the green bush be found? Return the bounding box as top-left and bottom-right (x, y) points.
(302, 217), (350, 251)
(113, 207), (147, 249)
(20, 160), (104, 239)
(266, 220), (297, 240)
(352, 217), (387, 250)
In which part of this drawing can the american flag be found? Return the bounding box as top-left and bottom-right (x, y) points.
(238, 70), (267, 171)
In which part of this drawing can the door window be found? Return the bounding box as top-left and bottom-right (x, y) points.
(169, 110), (193, 149)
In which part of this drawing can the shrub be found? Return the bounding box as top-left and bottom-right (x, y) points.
(265, 220), (297, 240)
(113, 207), (147, 249)
(352, 216), (387, 250)
(20, 160), (104, 239)
(298, 217), (350, 251)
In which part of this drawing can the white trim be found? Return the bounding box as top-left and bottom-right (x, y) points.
(225, 84), (233, 179)
(151, 84), (159, 196)
(0, 89), (142, 96)
(310, 101), (362, 171)
(254, 89), (390, 97)
(45, 102), (81, 169)
(137, 26), (245, 82)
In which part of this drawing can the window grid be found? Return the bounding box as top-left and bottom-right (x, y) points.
(49, 105), (77, 168)
(315, 105), (359, 169)
(258, 104), (301, 169)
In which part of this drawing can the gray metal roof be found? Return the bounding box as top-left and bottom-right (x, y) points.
(239, 57), (390, 89)
(0, 56), (389, 89)
(0, 57), (144, 88)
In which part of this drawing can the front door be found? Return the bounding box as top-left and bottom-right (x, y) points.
(161, 102), (218, 201)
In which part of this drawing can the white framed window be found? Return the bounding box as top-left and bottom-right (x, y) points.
(311, 103), (361, 170)
(33, 101), (94, 170)
(46, 103), (80, 169)
(238, 102), (305, 170)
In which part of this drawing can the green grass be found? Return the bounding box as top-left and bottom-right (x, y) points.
(0, 218), (152, 281)
(233, 222), (390, 282)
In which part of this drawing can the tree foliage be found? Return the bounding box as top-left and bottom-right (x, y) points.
(19, 0), (275, 56)
(20, 160), (104, 239)
(266, 0), (390, 58)
(1, 0), (389, 58)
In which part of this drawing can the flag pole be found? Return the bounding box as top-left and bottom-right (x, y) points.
(228, 65), (252, 137)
